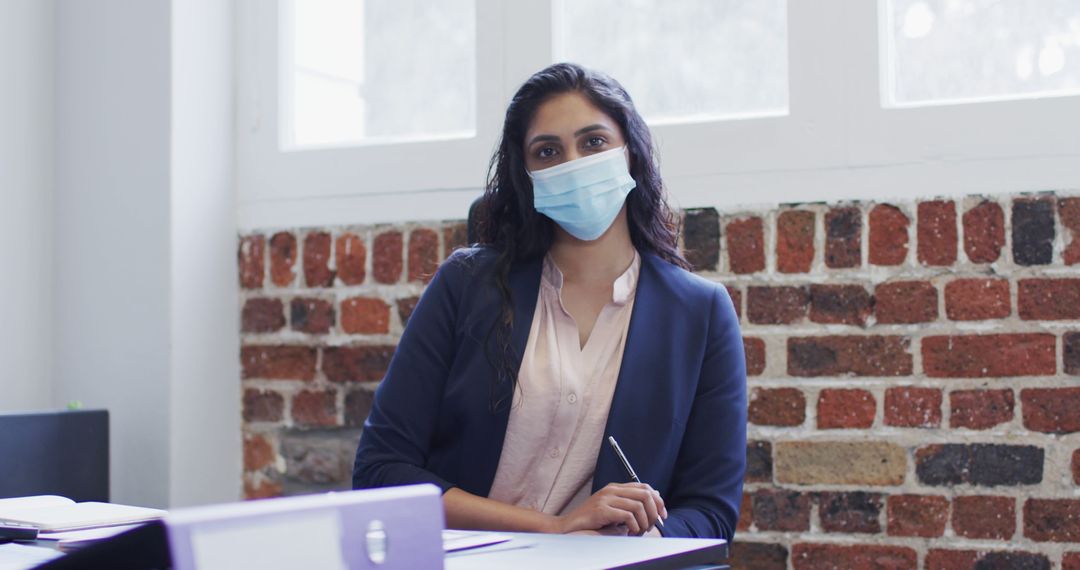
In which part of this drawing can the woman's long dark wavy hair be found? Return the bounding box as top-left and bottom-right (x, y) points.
(473, 62), (689, 412)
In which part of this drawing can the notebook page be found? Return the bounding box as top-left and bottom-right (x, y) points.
(0, 502), (165, 532)
(0, 495), (73, 513)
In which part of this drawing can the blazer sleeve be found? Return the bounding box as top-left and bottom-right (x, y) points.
(351, 253), (464, 493)
(660, 284), (748, 540)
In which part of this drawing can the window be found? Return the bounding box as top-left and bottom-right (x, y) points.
(284, 0), (477, 148)
(884, 0), (1080, 106)
(555, 0), (788, 123)
(237, 0), (1080, 230)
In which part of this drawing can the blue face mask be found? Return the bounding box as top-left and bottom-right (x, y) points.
(528, 146), (636, 241)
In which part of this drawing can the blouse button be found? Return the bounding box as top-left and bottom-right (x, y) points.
(567, 393), (577, 404)
(549, 447), (560, 458)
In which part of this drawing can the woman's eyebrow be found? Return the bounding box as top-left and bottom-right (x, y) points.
(574, 124), (613, 137)
(526, 134), (561, 147)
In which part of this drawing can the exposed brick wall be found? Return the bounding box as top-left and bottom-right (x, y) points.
(239, 223), (466, 497)
(708, 193), (1080, 570)
(239, 193), (1080, 568)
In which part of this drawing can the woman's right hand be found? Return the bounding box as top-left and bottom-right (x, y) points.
(555, 482), (667, 536)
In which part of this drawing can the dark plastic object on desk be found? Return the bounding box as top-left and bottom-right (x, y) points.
(0, 409), (109, 503)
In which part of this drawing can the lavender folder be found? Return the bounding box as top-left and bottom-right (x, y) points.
(165, 484), (445, 570)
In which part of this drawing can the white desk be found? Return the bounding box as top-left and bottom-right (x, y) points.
(445, 532), (728, 570)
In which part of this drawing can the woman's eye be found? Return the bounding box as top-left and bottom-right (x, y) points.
(537, 147), (557, 159)
(584, 136), (607, 149)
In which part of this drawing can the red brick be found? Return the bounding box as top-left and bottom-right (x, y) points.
(684, 208), (720, 271)
(372, 231), (403, 284)
(341, 296), (391, 335)
(1013, 197), (1056, 265)
(408, 228), (439, 283)
(1071, 449), (1080, 486)
(776, 210), (815, 273)
(743, 337), (765, 376)
(443, 222), (468, 259)
(945, 278), (1010, 321)
(1024, 498), (1080, 542)
(290, 297), (334, 334)
(268, 232), (297, 287)
(926, 550), (1051, 570)
(335, 232), (366, 285)
(1019, 278), (1080, 320)
(788, 336), (913, 377)
(1062, 198), (1080, 265)
(1068, 332), (1080, 375)
(726, 286), (742, 319)
(922, 334), (1056, 378)
(302, 232), (334, 287)
(1065, 552), (1080, 570)
(322, 345), (395, 383)
(746, 441), (772, 482)
(950, 389), (1014, 430)
(887, 494), (948, 537)
(925, 550), (979, 570)
(747, 286), (808, 324)
(726, 217), (766, 274)
(397, 295), (420, 326)
(918, 200), (958, 266)
(953, 495), (1015, 539)
(291, 389), (337, 427)
(884, 387), (941, 428)
(243, 432), (274, 471)
(242, 389), (284, 423)
(963, 200), (1005, 263)
(736, 493), (752, 532)
(869, 204), (909, 266)
(241, 345), (317, 380)
(241, 297), (285, 333)
(730, 542), (787, 570)
(825, 207), (861, 268)
(752, 489), (810, 531)
(873, 281), (938, 324)
(344, 386), (376, 427)
(791, 544), (916, 570)
(817, 389), (875, 429)
(1022, 388), (1080, 434)
(238, 234), (265, 289)
(244, 479), (282, 500)
(817, 491), (882, 533)
(749, 387), (805, 427)
(809, 284), (871, 326)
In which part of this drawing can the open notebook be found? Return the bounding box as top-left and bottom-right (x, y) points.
(0, 495), (165, 532)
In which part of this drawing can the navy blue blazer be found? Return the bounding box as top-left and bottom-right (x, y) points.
(353, 247), (747, 540)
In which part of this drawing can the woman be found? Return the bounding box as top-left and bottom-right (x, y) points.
(353, 63), (746, 540)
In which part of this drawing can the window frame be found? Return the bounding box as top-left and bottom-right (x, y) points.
(236, 0), (1080, 230)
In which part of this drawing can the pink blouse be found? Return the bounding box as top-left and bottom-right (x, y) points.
(487, 250), (641, 515)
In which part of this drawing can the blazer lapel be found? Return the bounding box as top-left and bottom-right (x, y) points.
(594, 253), (680, 490)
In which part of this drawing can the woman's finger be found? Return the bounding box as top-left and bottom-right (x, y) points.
(608, 496), (649, 535)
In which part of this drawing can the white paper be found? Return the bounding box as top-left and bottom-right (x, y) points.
(441, 530), (513, 552)
(0, 543), (63, 570)
(191, 509), (347, 570)
(38, 523), (142, 541)
(0, 496), (73, 513)
(0, 502), (164, 531)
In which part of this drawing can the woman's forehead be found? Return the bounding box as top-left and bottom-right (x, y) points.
(526, 92), (619, 140)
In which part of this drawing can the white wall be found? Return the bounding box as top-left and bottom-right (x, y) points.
(0, 0), (54, 413)
(53, 0), (241, 508)
(54, 0), (174, 508)
(169, 0), (242, 507)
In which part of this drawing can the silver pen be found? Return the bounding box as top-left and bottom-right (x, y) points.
(607, 436), (665, 529)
